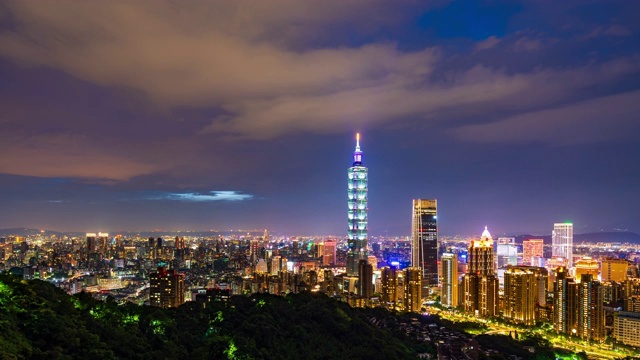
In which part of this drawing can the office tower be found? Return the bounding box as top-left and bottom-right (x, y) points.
(614, 312), (640, 347)
(412, 199), (438, 286)
(175, 236), (185, 249)
(250, 239), (260, 263)
(577, 274), (605, 342)
(323, 240), (337, 266)
(404, 267), (422, 312)
(270, 256), (281, 275)
(503, 266), (544, 325)
(468, 227), (494, 275)
(255, 259), (268, 273)
(148, 237), (155, 248)
(552, 223), (573, 267)
(441, 253), (459, 308)
(553, 267), (578, 335)
(496, 237), (517, 268)
(347, 133), (368, 276)
(357, 259), (373, 300)
(523, 239), (544, 266)
(462, 227), (499, 317)
(316, 242), (325, 259)
(602, 258), (629, 282)
(381, 266), (398, 310)
(96, 232), (109, 254)
(86, 233), (96, 255)
(574, 256), (599, 282)
(149, 267), (185, 308)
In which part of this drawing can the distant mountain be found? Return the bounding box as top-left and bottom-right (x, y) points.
(516, 232), (640, 245)
(0, 227), (63, 237)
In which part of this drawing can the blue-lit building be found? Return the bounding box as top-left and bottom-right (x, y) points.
(347, 133), (368, 276)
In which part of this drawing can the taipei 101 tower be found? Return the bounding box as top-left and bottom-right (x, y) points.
(347, 133), (368, 275)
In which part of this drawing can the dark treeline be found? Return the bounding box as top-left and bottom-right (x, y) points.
(0, 274), (429, 360)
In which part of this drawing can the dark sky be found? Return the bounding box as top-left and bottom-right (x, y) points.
(1, 1), (639, 236)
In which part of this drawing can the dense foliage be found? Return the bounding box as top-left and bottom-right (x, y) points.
(0, 275), (424, 360)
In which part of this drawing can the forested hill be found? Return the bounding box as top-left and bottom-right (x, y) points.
(0, 275), (428, 360)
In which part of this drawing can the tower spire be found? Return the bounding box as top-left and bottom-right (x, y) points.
(353, 133), (363, 165)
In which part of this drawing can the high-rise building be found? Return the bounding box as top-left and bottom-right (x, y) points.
(357, 259), (373, 301)
(347, 133), (368, 276)
(602, 258), (629, 282)
(323, 240), (337, 266)
(412, 199), (438, 286)
(574, 256), (599, 282)
(462, 227), (499, 318)
(496, 237), (517, 268)
(523, 239), (544, 266)
(615, 312), (640, 347)
(468, 227), (494, 275)
(503, 266), (546, 325)
(86, 233), (97, 255)
(381, 266), (398, 310)
(441, 253), (459, 308)
(577, 274), (605, 342)
(404, 267), (422, 312)
(552, 223), (573, 267)
(149, 267), (185, 308)
(553, 267), (578, 335)
(270, 255), (281, 275)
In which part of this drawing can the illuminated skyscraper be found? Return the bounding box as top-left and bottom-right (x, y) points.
(404, 267), (422, 312)
(496, 237), (517, 268)
(347, 133), (368, 276)
(358, 259), (373, 300)
(86, 233), (97, 255)
(411, 199), (438, 286)
(462, 227), (499, 317)
(149, 267), (185, 308)
(503, 266), (547, 325)
(552, 223), (573, 267)
(381, 266), (398, 310)
(602, 258), (629, 282)
(441, 253), (459, 308)
(468, 227), (494, 275)
(574, 256), (599, 282)
(577, 274), (605, 342)
(523, 239), (544, 266)
(323, 240), (337, 266)
(553, 267), (578, 335)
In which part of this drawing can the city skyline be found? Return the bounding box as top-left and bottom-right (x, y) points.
(1, 2), (639, 235)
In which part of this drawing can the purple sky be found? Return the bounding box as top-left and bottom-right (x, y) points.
(0, 1), (639, 236)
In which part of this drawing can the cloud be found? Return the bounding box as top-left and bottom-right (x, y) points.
(452, 90), (640, 144)
(475, 36), (501, 51)
(152, 191), (253, 202)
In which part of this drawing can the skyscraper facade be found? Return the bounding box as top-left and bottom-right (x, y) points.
(522, 239), (544, 266)
(441, 253), (459, 308)
(411, 199), (438, 286)
(577, 274), (605, 342)
(357, 259), (373, 300)
(602, 258), (629, 282)
(462, 227), (499, 317)
(403, 267), (422, 312)
(323, 240), (337, 266)
(503, 266), (547, 325)
(347, 133), (368, 276)
(381, 266), (398, 310)
(150, 267), (185, 308)
(553, 267), (578, 335)
(552, 223), (573, 267)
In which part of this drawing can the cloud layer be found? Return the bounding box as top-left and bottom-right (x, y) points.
(152, 191), (253, 202)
